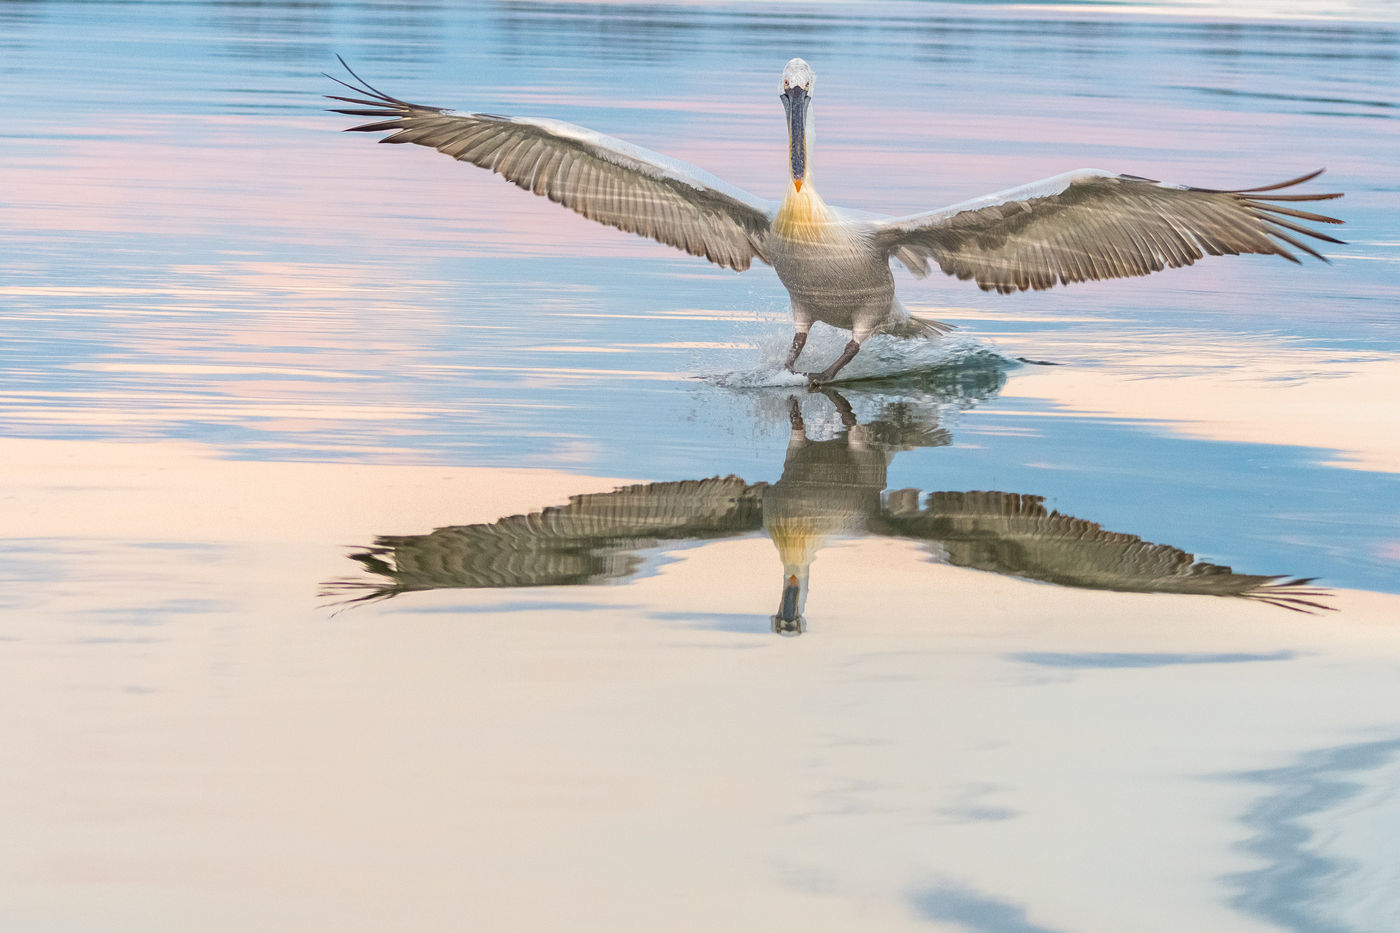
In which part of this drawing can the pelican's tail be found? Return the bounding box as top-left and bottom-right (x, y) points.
(882, 311), (955, 339)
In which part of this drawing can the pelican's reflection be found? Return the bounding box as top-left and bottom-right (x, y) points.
(764, 391), (949, 632)
(325, 387), (1329, 633)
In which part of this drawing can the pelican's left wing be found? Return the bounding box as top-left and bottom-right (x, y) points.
(876, 490), (1331, 611)
(327, 60), (773, 271)
(874, 169), (1343, 294)
(322, 476), (766, 606)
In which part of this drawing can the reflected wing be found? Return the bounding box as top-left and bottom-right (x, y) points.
(324, 476), (765, 605)
(327, 60), (773, 271)
(877, 490), (1331, 611)
(875, 170), (1343, 294)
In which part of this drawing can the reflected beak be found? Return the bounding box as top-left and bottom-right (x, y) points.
(771, 573), (806, 635)
(781, 86), (808, 191)
(779, 574), (801, 618)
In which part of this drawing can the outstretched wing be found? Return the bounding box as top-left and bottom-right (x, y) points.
(323, 476), (766, 605)
(327, 59), (773, 271)
(877, 490), (1331, 611)
(875, 169), (1344, 294)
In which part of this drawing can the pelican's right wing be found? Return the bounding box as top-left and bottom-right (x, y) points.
(877, 490), (1331, 611)
(323, 476), (766, 605)
(327, 60), (773, 271)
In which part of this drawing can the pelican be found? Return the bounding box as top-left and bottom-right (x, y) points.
(323, 391), (1330, 634)
(327, 57), (1344, 384)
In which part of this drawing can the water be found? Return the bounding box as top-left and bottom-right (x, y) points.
(3, 2), (1399, 931)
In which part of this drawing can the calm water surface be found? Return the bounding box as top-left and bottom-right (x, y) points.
(2, 2), (1399, 931)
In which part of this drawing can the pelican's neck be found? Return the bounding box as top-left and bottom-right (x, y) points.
(765, 512), (818, 634)
(774, 182), (836, 243)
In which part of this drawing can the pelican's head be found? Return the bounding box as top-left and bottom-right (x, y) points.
(780, 58), (815, 193)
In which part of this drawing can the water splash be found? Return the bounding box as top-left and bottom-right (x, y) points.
(691, 326), (1017, 447)
(702, 326), (1014, 389)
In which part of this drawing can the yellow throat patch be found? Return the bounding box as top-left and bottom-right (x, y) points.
(774, 184), (837, 244)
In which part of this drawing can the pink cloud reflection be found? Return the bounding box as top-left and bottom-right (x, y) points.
(0, 90), (1364, 266)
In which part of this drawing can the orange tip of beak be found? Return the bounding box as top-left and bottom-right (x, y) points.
(793, 179), (803, 193)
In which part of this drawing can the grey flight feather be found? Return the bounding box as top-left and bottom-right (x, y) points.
(875, 169), (1345, 294)
(326, 59), (773, 272)
(878, 490), (1332, 611)
(322, 476), (766, 603)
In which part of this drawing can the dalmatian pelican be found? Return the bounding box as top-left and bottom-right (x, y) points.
(327, 57), (1344, 384)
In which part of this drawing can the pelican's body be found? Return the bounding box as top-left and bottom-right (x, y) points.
(769, 186), (937, 345)
(771, 188), (883, 331)
(328, 57), (1343, 383)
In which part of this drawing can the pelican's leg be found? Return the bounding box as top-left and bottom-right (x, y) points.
(818, 388), (857, 428)
(784, 307), (813, 373)
(787, 395), (806, 432)
(783, 331), (808, 372)
(806, 339), (861, 386)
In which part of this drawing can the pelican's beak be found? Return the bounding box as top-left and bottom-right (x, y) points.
(770, 573), (807, 636)
(781, 85), (808, 192)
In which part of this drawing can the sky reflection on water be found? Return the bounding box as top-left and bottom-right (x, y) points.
(2, 2), (1399, 931)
